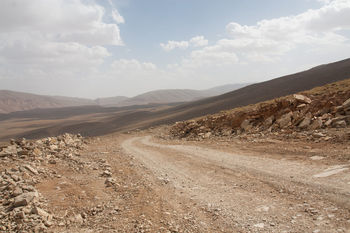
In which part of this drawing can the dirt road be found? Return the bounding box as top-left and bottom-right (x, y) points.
(121, 135), (350, 232)
(14, 132), (348, 232)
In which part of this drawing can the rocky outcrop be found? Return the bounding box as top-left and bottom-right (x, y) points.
(0, 133), (86, 232)
(170, 80), (350, 142)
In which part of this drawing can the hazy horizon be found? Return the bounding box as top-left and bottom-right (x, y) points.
(1, 0), (350, 98)
(0, 82), (253, 99)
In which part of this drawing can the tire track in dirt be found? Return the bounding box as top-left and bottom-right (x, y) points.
(122, 136), (350, 232)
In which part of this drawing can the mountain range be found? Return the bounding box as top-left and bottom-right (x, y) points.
(0, 83), (249, 114)
(1, 58), (350, 140)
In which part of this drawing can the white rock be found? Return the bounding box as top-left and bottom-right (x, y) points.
(293, 94), (312, 104)
(253, 223), (265, 228)
(342, 98), (350, 108)
(24, 165), (38, 175)
(31, 207), (50, 220)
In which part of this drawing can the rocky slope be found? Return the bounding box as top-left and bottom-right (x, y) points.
(170, 79), (350, 143)
(1, 115), (350, 232)
(0, 134), (86, 232)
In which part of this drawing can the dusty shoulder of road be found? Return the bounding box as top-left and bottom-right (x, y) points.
(1, 129), (350, 232)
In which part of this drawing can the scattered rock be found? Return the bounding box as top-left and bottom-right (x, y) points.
(277, 112), (293, 128)
(170, 84), (350, 142)
(101, 170), (112, 177)
(24, 164), (38, 175)
(0, 133), (86, 232)
(0, 145), (17, 157)
(310, 156), (324, 160)
(31, 207), (51, 220)
(263, 116), (275, 128)
(298, 113), (312, 129)
(253, 223), (265, 228)
(105, 178), (116, 187)
(309, 118), (323, 130)
(293, 94), (312, 104)
(12, 187), (23, 197)
(13, 191), (38, 207)
(333, 120), (347, 128)
(241, 119), (253, 132)
(342, 98), (350, 108)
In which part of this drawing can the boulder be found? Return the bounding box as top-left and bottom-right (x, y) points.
(312, 132), (326, 138)
(49, 145), (58, 151)
(344, 106), (350, 115)
(277, 112), (293, 128)
(32, 148), (42, 157)
(0, 151), (7, 158)
(325, 119), (333, 127)
(18, 150), (30, 156)
(31, 207), (51, 220)
(298, 112), (312, 129)
(309, 117), (323, 130)
(342, 98), (350, 109)
(331, 116), (349, 127)
(293, 94), (312, 104)
(101, 170), (112, 177)
(13, 191), (38, 207)
(12, 187), (23, 197)
(240, 119), (253, 132)
(15, 211), (26, 219)
(221, 129), (232, 136)
(263, 116), (275, 128)
(1, 145), (18, 157)
(204, 132), (212, 139)
(333, 120), (347, 128)
(74, 214), (84, 224)
(105, 178), (116, 187)
(24, 165), (38, 175)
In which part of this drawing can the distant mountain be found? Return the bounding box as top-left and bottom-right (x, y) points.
(50, 96), (95, 106)
(0, 83), (249, 113)
(203, 83), (251, 96)
(46, 57), (350, 137)
(2, 58), (350, 140)
(95, 96), (129, 106)
(111, 83), (250, 107)
(0, 90), (95, 114)
(114, 89), (205, 107)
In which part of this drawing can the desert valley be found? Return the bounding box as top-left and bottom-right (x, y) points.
(0, 58), (350, 232)
(1, 0), (350, 232)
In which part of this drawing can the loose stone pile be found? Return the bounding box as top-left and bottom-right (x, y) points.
(171, 81), (350, 142)
(0, 133), (86, 232)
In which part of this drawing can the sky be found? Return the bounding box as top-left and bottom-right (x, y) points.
(0, 0), (350, 98)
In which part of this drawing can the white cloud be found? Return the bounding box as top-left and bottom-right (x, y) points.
(112, 9), (125, 24)
(189, 36), (209, 47)
(160, 0), (350, 91)
(172, 0), (350, 71)
(1, 0), (350, 98)
(111, 59), (157, 72)
(160, 40), (189, 51)
(160, 36), (208, 51)
(317, 0), (333, 4)
(0, 0), (123, 46)
(223, 0), (350, 61)
(182, 46), (239, 69)
(0, 0), (123, 89)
